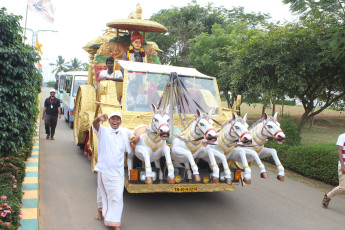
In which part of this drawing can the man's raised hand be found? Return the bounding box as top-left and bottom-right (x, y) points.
(99, 114), (108, 122)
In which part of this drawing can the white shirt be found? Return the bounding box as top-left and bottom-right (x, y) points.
(99, 70), (123, 79)
(336, 133), (345, 167)
(93, 125), (134, 176)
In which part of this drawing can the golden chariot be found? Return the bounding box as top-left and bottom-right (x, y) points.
(73, 4), (244, 193)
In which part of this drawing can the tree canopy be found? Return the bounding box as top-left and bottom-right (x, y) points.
(146, 1), (270, 66)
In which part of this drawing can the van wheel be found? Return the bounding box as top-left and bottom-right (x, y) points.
(70, 122), (73, 129)
(65, 116), (68, 122)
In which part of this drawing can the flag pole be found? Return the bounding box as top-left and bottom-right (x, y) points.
(23, 4), (29, 44)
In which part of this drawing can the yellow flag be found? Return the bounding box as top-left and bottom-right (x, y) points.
(36, 37), (43, 55)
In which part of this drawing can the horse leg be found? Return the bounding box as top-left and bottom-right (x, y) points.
(142, 151), (154, 184)
(163, 146), (175, 184)
(127, 151), (134, 179)
(245, 149), (268, 179)
(184, 162), (193, 182)
(260, 147), (284, 182)
(154, 159), (163, 182)
(233, 148), (252, 184)
(217, 153), (232, 185)
(205, 148), (220, 183)
(186, 153), (201, 182)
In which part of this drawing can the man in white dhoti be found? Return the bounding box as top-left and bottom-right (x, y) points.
(93, 111), (139, 230)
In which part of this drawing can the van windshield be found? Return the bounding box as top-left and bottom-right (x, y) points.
(73, 77), (88, 96)
(125, 71), (220, 115)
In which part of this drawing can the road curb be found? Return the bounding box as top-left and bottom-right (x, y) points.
(20, 119), (40, 230)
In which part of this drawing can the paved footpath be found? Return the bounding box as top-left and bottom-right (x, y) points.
(20, 120), (40, 229)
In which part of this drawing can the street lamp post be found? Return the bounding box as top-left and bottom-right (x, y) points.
(24, 28), (58, 46)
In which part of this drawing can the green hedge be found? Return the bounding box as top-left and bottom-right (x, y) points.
(242, 98), (296, 106)
(264, 143), (338, 185)
(0, 8), (41, 229)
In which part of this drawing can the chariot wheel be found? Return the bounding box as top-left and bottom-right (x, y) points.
(73, 85), (96, 146)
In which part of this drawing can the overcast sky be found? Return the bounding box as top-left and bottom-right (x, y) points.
(1, 0), (297, 81)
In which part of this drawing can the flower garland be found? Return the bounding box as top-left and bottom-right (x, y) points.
(126, 45), (147, 63)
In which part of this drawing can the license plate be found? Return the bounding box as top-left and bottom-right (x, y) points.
(173, 186), (198, 193)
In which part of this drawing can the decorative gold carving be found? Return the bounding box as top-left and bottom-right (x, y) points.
(144, 133), (165, 152)
(128, 3), (142, 20)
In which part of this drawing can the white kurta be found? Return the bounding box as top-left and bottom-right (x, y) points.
(93, 125), (133, 226)
(99, 70), (123, 79)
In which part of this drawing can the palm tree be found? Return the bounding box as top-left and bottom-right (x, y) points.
(66, 58), (83, 71)
(50, 56), (67, 79)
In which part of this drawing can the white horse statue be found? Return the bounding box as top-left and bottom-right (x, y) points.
(128, 104), (175, 184)
(171, 109), (219, 182)
(248, 112), (286, 181)
(204, 112), (264, 184)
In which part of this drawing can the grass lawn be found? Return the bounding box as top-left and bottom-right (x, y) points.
(222, 102), (345, 145)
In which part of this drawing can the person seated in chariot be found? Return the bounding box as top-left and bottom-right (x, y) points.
(99, 57), (123, 82)
(122, 31), (147, 63)
(126, 80), (146, 111)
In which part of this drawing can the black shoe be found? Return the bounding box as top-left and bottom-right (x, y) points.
(322, 193), (330, 208)
(51, 137), (54, 140)
(46, 135), (50, 140)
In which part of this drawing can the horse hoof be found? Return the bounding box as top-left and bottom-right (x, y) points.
(187, 179), (193, 183)
(261, 172), (268, 179)
(167, 177), (175, 184)
(194, 174), (201, 182)
(212, 177), (219, 184)
(277, 175), (284, 182)
(243, 178), (251, 185)
(145, 177), (153, 184)
(225, 178), (232, 185)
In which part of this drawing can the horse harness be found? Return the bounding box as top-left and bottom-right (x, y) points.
(218, 121), (249, 155)
(143, 113), (169, 152)
(250, 120), (282, 153)
(175, 117), (215, 154)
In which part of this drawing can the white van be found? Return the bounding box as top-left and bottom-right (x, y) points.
(59, 71), (88, 128)
(56, 72), (66, 113)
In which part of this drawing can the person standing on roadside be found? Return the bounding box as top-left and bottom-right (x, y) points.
(322, 133), (345, 208)
(42, 89), (61, 140)
(93, 111), (139, 230)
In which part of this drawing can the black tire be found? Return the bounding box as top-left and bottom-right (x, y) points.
(70, 122), (73, 129)
(77, 143), (85, 150)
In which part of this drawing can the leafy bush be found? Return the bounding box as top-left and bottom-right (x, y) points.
(242, 98), (296, 106)
(264, 143), (338, 185)
(280, 119), (301, 146)
(46, 80), (56, 88)
(0, 7), (42, 158)
(0, 172), (23, 230)
(0, 8), (41, 229)
(0, 156), (25, 230)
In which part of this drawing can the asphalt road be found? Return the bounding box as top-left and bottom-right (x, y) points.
(39, 87), (345, 230)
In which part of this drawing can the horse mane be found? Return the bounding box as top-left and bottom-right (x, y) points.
(249, 115), (275, 130)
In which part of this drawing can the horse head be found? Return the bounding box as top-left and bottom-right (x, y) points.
(227, 112), (252, 146)
(195, 109), (217, 144)
(262, 112), (286, 144)
(151, 104), (170, 140)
